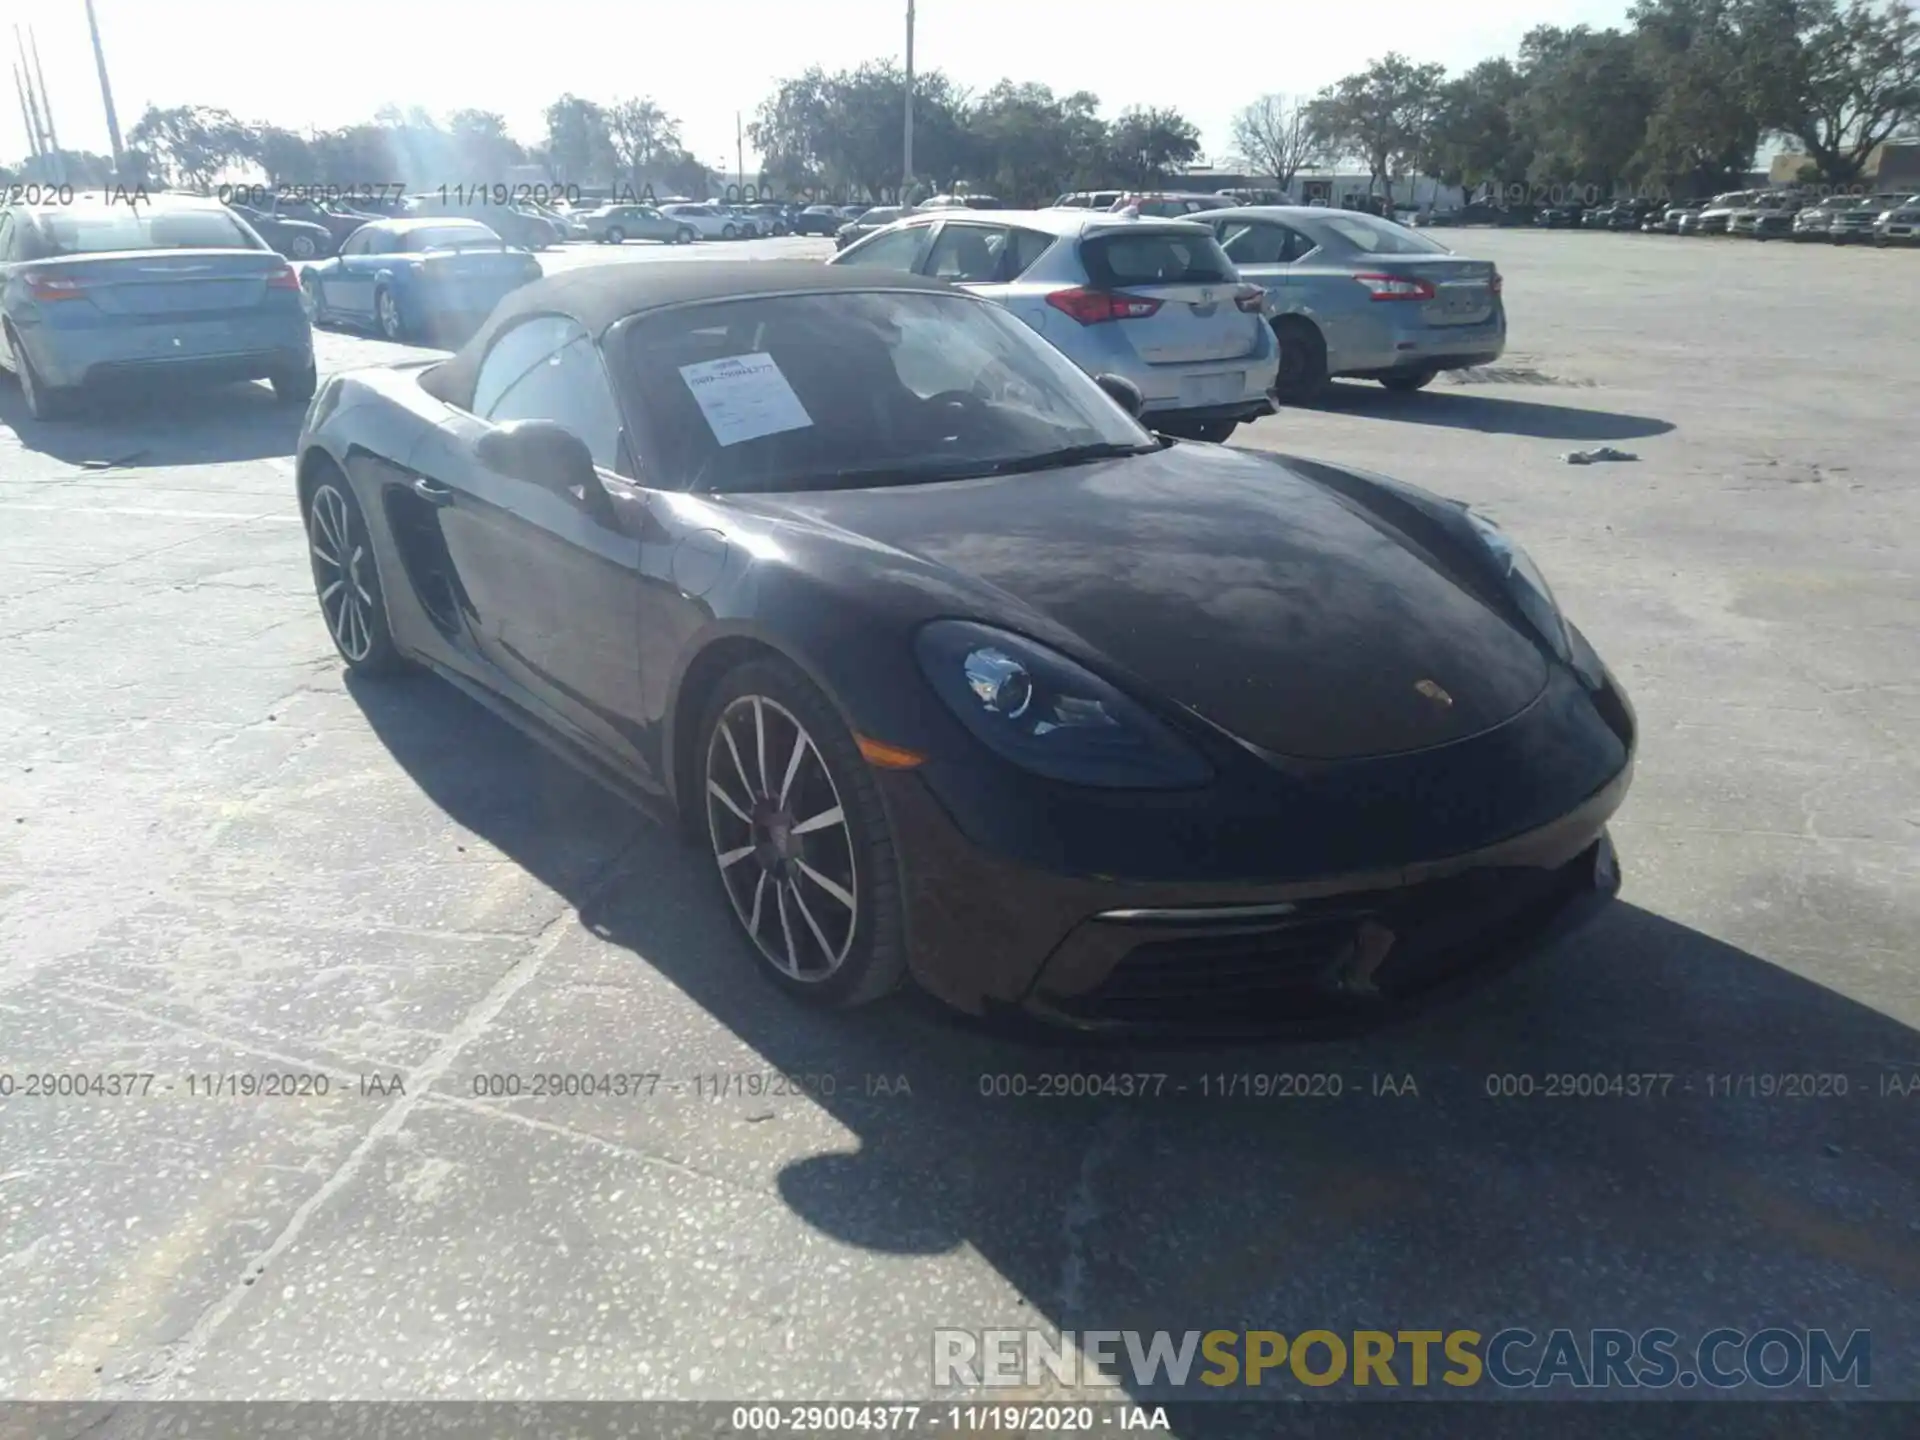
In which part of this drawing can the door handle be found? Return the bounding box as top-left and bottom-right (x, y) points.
(411, 477), (456, 506)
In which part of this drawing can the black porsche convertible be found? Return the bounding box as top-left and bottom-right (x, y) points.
(294, 261), (1635, 1030)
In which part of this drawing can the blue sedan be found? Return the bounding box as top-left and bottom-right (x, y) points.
(299, 218), (543, 344)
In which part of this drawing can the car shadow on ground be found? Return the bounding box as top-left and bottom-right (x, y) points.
(1295, 383), (1676, 442)
(347, 672), (1920, 1411)
(0, 376), (304, 468)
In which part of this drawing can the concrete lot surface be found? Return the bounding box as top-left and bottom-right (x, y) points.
(1, 230), (1916, 1408)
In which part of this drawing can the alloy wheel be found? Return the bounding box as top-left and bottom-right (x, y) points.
(307, 484), (376, 662)
(377, 290), (403, 341)
(290, 235), (317, 259)
(706, 695), (857, 980)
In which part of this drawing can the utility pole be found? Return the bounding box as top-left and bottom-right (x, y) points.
(736, 110), (744, 197)
(85, 0), (125, 175)
(15, 29), (50, 177)
(29, 28), (59, 167)
(14, 64), (39, 158)
(902, 0), (914, 200)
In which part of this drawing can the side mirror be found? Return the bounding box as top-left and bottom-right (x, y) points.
(1094, 373), (1146, 420)
(475, 420), (616, 525)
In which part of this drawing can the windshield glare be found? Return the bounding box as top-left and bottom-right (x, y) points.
(41, 207), (264, 254)
(1315, 213), (1451, 254)
(625, 290), (1151, 494)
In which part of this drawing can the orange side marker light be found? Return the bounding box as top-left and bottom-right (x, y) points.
(855, 734), (926, 769)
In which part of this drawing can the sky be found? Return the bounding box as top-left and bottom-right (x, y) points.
(6, 0), (1634, 176)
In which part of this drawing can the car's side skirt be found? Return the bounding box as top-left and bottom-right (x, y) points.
(418, 655), (676, 822)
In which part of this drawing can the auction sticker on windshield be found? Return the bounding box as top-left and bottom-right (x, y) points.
(679, 353), (813, 447)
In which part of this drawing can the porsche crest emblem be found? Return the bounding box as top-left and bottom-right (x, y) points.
(1414, 678), (1453, 708)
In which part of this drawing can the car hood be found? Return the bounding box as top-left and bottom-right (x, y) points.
(741, 444), (1551, 761)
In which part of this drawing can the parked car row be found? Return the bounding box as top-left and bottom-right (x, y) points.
(824, 202), (1506, 439)
(1523, 189), (1920, 244)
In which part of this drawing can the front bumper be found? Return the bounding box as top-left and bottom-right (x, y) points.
(877, 654), (1636, 1033)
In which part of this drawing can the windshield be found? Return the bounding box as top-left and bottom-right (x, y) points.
(39, 206), (265, 254)
(623, 290), (1152, 494)
(1313, 213), (1451, 254)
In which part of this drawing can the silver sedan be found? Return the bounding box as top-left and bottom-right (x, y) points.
(1203, 206), (1506, 398)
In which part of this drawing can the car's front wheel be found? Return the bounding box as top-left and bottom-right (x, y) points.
(698, 657), (907, 1008)
(606, 226), (626, 244)
(722, 223), (738, 239)
(304, 470), (407, 675)
(288, 233), (319, 260)
(375, 286), (408, 342)
(300, 273), (325, 324)
(676, 226), (696, 244)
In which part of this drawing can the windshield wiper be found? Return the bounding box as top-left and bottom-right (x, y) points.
(972, 441), (1161, 476)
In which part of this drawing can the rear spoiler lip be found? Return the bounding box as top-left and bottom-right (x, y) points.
(21, 246), (290, 271)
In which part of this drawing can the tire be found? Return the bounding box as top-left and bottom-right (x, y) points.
(1380, 367), (1437, 393)
(722, 223), (738, 239)
(7, 324), (74, 420)
(288, 233), (319, 260)
(1270, 316), (1329, 402)
(375, 286), (408, 343)
(697, 656), (907, 1008)
(606, 226), (626, 244)
(303, 469), (408, 676)
(300, 273), (325, 325)
(271, 356), (317, 404)
(676, 226), (696, 244)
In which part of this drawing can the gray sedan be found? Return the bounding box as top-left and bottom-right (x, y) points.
(1203, 205), (1505, 398)
(575, 204), (696, 245)
(0, 190), (315, 420)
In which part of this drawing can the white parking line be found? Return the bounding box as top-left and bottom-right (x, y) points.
(0, 503), (301, 522)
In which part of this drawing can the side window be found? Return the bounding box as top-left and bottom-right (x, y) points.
(472, 315), (579, 418)
(1280, 226), (1318, 261)
(836, 225), (929, 272)
(487, 336), (625, 474)
(924, 224), (1007, 282)
(340, 228), (371, 256)
(1216, 222), (1289, 265)
(1007, 227), (1056, 277)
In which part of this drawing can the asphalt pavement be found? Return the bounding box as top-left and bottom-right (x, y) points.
(1, 228), (1917, 1411)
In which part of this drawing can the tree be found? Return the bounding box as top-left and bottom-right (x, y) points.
(447, 109), (525, 180)
(1516, 26), (1656, 193)
(308, 125), (399, 189)
(1230, 93), (1324, 190)
(1308, 54), (1446, 196)
(607, 98), (682, 191)
(748, 62), (971, 198)
(246, 125), (315, 186)
(969, 82), (1108, 203)
(126, 105), (249, 190)
(543, 95), (616, 186)
(1106, 105), (1202, 186)
(1422, 59), (1532, 191)
(1775, 0), (1920, 179)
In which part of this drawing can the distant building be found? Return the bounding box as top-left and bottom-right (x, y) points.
(1767, 142), (1920, 191)
(1179, 163), (1464, 212)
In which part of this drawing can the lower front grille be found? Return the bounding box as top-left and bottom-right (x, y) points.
(1050, 846), (1597, 1025)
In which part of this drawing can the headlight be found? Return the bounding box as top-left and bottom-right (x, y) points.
(1465, 509), (1572, 662)
(914, 620), (1211, 789)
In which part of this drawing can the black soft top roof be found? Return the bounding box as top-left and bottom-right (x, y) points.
(423, 260), (955, 409)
